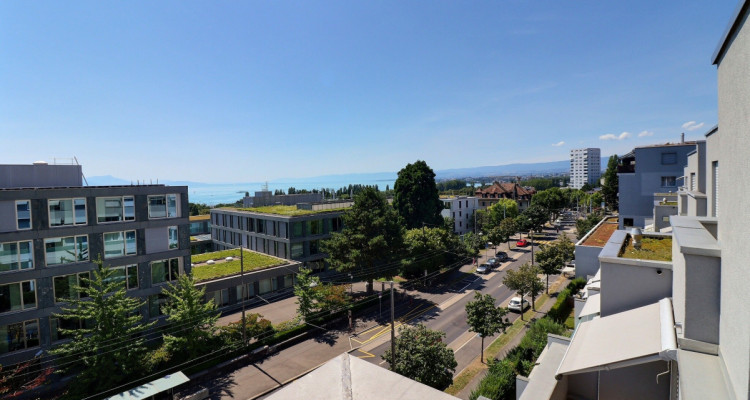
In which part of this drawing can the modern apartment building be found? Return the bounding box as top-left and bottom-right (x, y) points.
(440, 196), (478, 234)
(210, 203), (348, 271)
(0, 163), (190, 364)
(617, 141), (698, 229)
(569, 148), (601, 189)
(517, 3), (750, 398)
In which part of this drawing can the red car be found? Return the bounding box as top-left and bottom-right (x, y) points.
(516, 239), (529, 247)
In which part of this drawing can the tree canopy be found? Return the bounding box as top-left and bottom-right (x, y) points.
(466, 292), (510, 363)
(502, 263), (544, 317)
(602, 154), (619, 211)
(382, 323), (458, 390)
(161, 274), (219, 359)
(322, 188), (404, 292)
(535, 235), (574, 293)
(521, 204), (549, 233)
(531, 188), (566, 221)
(393, 160), (444, 229)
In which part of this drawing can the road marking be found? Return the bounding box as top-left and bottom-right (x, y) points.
(356, 349), (376, 359)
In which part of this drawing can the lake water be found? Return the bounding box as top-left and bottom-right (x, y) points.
(187, 174), (397, 205)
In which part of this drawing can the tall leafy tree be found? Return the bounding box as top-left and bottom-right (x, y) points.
(50, 260), (155, 396)
(531, 188), (566, 222)
(487, 199), (519, 227)
(521, 204), (549, 233)
(382, 324), (457, 390)
(502, 263), (544, 318)
(294, 268), (350, 319)
(161, 274), (219, 359)
(401, 227), (463, 278)
(465, 292), (510, 363)
(322, 188), (404, 293)
(499, 218), (518, 251)
(393, 160), (443, 229)
(601, 154), (619, 211)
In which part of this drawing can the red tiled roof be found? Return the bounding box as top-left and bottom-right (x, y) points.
(475, 182), (534, 198)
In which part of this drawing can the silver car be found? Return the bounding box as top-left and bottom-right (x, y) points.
(476, 264), (490, 274)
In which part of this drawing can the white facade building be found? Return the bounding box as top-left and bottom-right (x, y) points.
(440, 196), (478, 234)
(570, 148), (601, 189)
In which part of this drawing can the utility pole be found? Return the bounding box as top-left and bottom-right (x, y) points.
(390, 281), (396, 370)
(241, 244), (246, 344)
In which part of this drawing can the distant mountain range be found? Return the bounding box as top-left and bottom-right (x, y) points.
(86, 158), (610, 187)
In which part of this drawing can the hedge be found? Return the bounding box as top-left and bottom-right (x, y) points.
(547, 278), (586, 323)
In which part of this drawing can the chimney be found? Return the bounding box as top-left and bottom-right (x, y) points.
(681, 132), (685, 144)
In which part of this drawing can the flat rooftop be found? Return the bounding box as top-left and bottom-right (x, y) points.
(581, 217), (619, 247)
(620, 236), (673, 262)
(218, 205), (349, 216)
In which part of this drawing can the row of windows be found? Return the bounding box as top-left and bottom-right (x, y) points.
(213, 214), (343, 240)
(208, 274), (295, 309)
(12, 194), (180, 231)
(0, 227), (179, 272)
(214, 230), (323, 260)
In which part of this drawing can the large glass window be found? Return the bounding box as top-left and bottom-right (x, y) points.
(283, 274), (294, 288)
(108, 264), (138, 290)
(292, 222), (303, 238)
(209, 289), (229, 307)
(148, 294), (169, 318)
(661, 176), (677, 187)
(103, 231), (137, 259)
(291, 243), (304, 259)
(0, 281), (37, 314)
(151, 258), (180, 285)
(168, 226), (178, 249)
(49, 198), (87, 227)
(96, 196), (135, 223)
(309, 240), (320, 255)
(15, 200), (31, 230)
(0, 320), (39, 354)
(44, 236), (88, 266)
(53, 273), (90, 302)
(258, 278), (277, 294)
(235, 283), (255, 301)
(50, 317), (87, 342)
(309, 220), (321, 235)
(0, 241), (33, 272)
(148, 194), (178, 219)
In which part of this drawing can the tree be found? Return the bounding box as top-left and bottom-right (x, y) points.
(487, 199), (519, 227)
(601, 154), (619, 211)
(499, 218), (518, 251)
(531, 188), (566, 222)
(461, 231), (483, 257)
(0, 361), (53, 398)
(393, 160), (444, 229)
(188, 202), (211, 216)
(401, 226), (463, 278)
(535, 244), (564, 294)
(50, 260), (155, 396)
(382, 324), (457, 390)
(465, 292), (510, 363)
(521, 204), (549, 233)
(322, 188), (404, 293)
(502, 263), (544, 318)
(294, 268), (350, 319)
(161, 274), (219, 358)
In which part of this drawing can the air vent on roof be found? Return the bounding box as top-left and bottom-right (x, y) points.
(33, 161), (48, 165)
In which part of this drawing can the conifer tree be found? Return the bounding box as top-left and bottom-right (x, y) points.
(161, 274), (219, 359)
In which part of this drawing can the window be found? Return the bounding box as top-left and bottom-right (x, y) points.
(44, 236), (88, 266)
(51, 317), (89, 342)
(168, 226), (178, 249)
(661, 176), (677, 187)
(291, 243), (304, 259)
(151, 258), (180, 284)
(53, 273), (90, 302)
(258, 278), (277, 294)
(309, 220), (321, 235)
(15, 200), (31, 230)
(49, 198), (87, 227)
(110, 265), (138, 290)
(148, 294), (169, 318)
(96, 196), (135, 223)
(458, 201), (462, 209)
(103, 231), (136, 259)
(0, 241), (33, 272)
(661, 152), (677, 165)
(292, 222), (303, 238)
(0, 281), (37, 313)
(623, 218), (634, 227)
(148, 194), (177, 219)
(0, 320), (39, 354)
(712, 161), (719, 217)
(209, 289), (229, 307)
(310, 240), (320, 255)
(284, 274), (294, 288)
(235, 283), (255, 301)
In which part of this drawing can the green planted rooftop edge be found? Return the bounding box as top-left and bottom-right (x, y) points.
(191, 248), (286, 282)
(219, 205), (350, 216)
(620, 236), (673, 262)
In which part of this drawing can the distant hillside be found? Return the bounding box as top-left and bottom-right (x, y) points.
(434, 158), (610, 180)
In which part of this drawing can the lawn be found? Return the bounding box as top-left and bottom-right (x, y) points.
(620, 236), (672, 262)
(225, 205), (350, 216)
(191, 249), (286, 282)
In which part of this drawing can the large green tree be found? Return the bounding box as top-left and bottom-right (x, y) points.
(502, 263), (545, 318)
(498, 218), (518, 251)
(322, 188), (404, 293)
(601, 154), (619, 211)
(535, 236), (575, 294)
(521, 204), (549, 233)
(161, 274), (219, 358)
(50, 261), (155, 397)
(393, 160), (443, 229)
(465, 292), (510, 363)
(401, 226), (464, 278)
(531, 188), (566, 222)
(294, 268), (350, 319)
(382, 324), (457, 390)
(487, 198), (519, 227)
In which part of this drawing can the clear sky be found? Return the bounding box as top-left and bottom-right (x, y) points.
(0, 0), (736, 182)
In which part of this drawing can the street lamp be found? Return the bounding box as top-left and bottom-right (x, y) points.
(529, 230), (535, 265)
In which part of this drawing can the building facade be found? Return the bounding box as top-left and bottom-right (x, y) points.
(440, 196), (478, 234)
(617, 141), (699, 229)
(569, 148), (601, 189)
(0, 164), (190, 364)
(210, 206), (345, 271)
(474, 182), (534, 211)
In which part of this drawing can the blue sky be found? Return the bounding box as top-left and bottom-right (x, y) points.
(0, 0), (736, 182)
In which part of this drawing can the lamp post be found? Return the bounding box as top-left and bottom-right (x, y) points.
(390, 281), (396, 370)
(529, 230), (535, 265)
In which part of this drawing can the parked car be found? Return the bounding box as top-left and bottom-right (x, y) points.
(496, 251), (509, 261)
(476, 264), (490, 274)
(516, 238), (529, 247)
(487, 258), (499, 268)
(508, 297), (530, 313)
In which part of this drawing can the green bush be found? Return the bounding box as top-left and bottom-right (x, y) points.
(469, 359), (516, 400)
(548, 278), (587, 323)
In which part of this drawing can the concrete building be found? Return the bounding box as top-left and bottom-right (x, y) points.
(569, 148), (601, 190)
(0, 163), (190, 364)
(210, 203), (348, 271)
(440, 196), (478, 234)
(617, 141), (699, 229)
(189, 214), (213, 254)
(517, 3), (750, 397)
(474, 181), (535, 211)
(242, 191), (323, 208)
